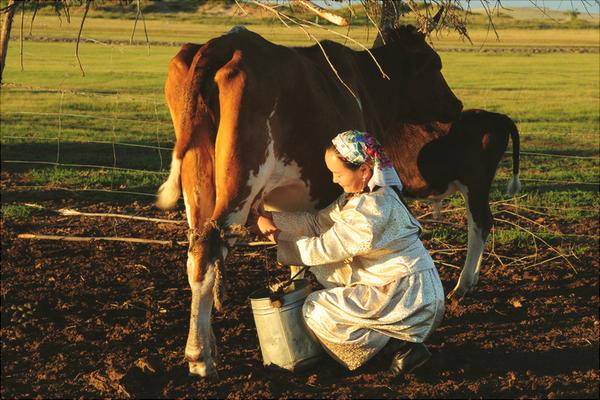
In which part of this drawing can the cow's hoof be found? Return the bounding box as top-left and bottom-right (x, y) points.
(447, 284), (470, 300)
(188, 361), (218, 380)
(447, 281), (478, 299)
(448, 272), (479, 300)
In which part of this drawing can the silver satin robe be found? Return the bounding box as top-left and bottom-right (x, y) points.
(274, 186), (445, 370)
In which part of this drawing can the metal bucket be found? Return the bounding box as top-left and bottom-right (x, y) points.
(249, 279), (323, 371)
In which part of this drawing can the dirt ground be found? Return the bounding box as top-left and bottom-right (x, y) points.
(1, 195), (599, 398)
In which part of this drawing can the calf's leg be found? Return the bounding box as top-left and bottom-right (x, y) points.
(449, 181), (493, 299)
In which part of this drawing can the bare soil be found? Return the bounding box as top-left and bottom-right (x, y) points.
(1, 196), (598, 398)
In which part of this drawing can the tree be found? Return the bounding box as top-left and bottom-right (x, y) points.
(0, 0), (17, 83)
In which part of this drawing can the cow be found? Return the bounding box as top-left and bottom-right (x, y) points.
(157, 25), (464, 378)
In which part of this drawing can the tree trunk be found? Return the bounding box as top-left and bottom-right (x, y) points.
(373, 0), (406, 48)
(373, 0), (404, 47)
(380, 0), (403, 30)
(1, 0), (17, 84)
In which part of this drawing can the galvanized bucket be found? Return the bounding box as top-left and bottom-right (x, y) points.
(249, 279), (323, 371)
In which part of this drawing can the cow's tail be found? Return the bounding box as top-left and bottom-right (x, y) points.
(156, 151), (183, 209)
(505, 116), (522, 196)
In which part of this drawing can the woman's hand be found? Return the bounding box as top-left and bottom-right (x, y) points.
(257, 215), (280, 242)
(248, 204), (273, 234)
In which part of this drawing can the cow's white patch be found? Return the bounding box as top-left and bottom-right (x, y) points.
(404, 180), (460, 219)
(182, 190), (193, 227)
(448, 182), (485, 298)
(424, 180), (460, 203)
(225, 99), (317, 226)
(262, 160), (316, 212)
(506, 172), (522, 196)
(185, 259), (217, 377)
(156, 151), (182, 209)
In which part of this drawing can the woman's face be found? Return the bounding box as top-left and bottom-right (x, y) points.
(325, 149), (372, 193)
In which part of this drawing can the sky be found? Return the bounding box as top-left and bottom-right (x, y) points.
(319, 0), (600, 14)
(468, 0), (599, 13)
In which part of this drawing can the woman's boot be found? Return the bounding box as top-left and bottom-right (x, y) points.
(388, 342), (431, 378)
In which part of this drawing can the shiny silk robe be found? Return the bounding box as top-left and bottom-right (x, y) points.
(273, 186), (445, 370)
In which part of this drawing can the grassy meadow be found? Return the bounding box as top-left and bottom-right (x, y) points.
(1, 14), (598, 251)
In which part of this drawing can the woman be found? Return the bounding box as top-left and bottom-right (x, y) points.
(256, 130), (445, 377)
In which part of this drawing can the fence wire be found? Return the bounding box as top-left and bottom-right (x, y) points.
(1, 73), (599, 199)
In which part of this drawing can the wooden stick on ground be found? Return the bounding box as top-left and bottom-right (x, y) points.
(494, 217), (577, 273)
(57, 208), (185, 224)
(435, 261), (461, 270)
(23, 203), (185, 224)
(17, 233), (275, 247)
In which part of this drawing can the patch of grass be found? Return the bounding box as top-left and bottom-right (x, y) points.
(490, 228), (534, 248)
(426, 226), (468, 245)
(26, 167), (165, 193)
(1, 204), (42, 219)
(573, 244), (593, 256)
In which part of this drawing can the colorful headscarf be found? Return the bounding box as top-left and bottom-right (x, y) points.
(331, 130), (403, 192)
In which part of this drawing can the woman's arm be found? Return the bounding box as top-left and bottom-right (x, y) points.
(277, 194), (390, 266)
(271, 196), (341, 238)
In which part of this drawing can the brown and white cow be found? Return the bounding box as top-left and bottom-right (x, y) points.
(157, 25), (464, 377)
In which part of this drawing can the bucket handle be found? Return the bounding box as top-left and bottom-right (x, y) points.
(269, 265), (309, 308)
(281, 265), (309, 290)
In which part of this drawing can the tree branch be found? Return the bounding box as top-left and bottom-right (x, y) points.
(75, 0), (92, 77)
(29, 0), (39, 36)
(292, 0), (349, 26)
(19, 0), (23, 72)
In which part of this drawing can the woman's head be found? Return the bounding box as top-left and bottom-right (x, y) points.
(328, 130), (403, 193)
(325, 145), (372, 194)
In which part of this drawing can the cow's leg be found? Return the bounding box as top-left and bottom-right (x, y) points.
(448, 181), (493, 299)
(180, 146), (218, 378)
(432, 200), (443, 220)
(184, 242), (218, 378)
(182, 186), (219, 378)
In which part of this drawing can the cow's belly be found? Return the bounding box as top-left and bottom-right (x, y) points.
(263, 183), (314, 212)
(404, 180), (460, 202)
(261, 159), (317, 212)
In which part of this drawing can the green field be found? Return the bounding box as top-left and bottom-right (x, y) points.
(1, 16), (599, 251)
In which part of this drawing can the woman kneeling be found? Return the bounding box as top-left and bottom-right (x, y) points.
(256, 130), (445, 377)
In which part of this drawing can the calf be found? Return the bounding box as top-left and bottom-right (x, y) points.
(380, 109), (521, 298)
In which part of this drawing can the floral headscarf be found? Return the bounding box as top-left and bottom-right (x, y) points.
(331, 130), (403, 192)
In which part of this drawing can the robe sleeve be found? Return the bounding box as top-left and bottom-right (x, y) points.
(277, 193), (390, 266)
(271, 196), (341, 239)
